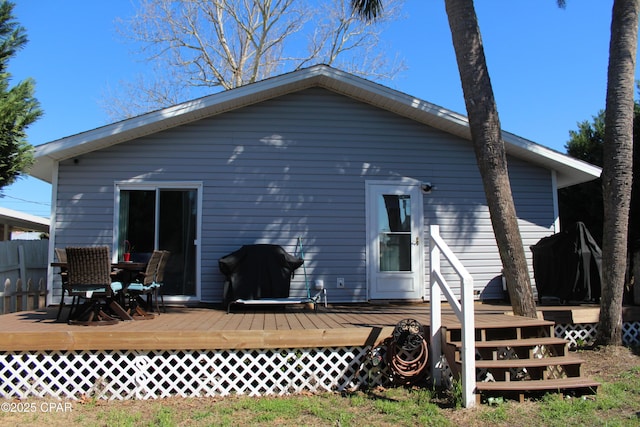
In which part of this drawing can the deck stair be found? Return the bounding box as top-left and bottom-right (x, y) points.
(442, 316), (600, 403)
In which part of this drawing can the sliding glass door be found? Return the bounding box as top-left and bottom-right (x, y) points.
(116, 183), (200, 299)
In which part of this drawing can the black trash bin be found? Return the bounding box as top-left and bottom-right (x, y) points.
(530, 222), (602, 304)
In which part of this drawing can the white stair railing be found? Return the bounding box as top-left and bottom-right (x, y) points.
(429, 224), (475, 408)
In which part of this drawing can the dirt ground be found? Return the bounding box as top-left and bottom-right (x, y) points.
(0, 345), (638, 426)
(578, 344), (639, 380)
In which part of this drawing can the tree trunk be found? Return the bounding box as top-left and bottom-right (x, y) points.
(631, 109), (640, 305)
(597, 0), (639, 346)
(444, 0), (537, 318)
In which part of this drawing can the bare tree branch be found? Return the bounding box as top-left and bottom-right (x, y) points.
(105, 0), (405, 120)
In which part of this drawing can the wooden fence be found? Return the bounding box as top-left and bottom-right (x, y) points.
(0, 240), (48, 314)
(0, 278), (47, 314)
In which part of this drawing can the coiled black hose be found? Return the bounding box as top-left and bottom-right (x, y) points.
(386, 318), (429, 385)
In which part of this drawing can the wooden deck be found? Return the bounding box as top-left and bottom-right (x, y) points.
(1, 302), (631, 352)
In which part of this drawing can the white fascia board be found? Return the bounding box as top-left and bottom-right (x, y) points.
(502, 131), (602, 188)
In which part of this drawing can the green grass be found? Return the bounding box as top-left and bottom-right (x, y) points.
(597, 366), (640, 409)
(2, 384), (638, 427)
(96, 408), (142, 426)
(538, 394), (597, 426)
(151, 405), (175, 426)
(478, 402), (509, 424)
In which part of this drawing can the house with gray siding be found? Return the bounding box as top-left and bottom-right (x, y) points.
(31, 65), (601, 306)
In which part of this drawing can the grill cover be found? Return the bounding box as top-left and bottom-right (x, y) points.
(530, 222), (602, 303)
(219, 244), (303, 306)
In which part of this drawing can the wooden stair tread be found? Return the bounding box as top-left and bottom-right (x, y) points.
(475, 377), (600, 392)
(447, 317), (555, 330)
(468, 355), (584, 369)
(449, 336), (567, 348)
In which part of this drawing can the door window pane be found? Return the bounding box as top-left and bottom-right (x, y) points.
(159, 189), (197, 296)
(378, 194), (412, 271)
(119, 190), (156, 257)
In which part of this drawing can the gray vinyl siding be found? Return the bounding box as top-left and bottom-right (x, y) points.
(52, 87), (555, 303)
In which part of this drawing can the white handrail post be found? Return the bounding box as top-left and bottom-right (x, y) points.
(429, 224), (476, 408)
(461, 273), (476, 408)
(429, 225), (442, 386)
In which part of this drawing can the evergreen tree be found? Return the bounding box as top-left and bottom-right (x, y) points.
(0, 0), (42, 189)
(559, 111), (606, 244)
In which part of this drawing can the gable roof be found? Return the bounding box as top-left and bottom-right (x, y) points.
(31, 65), (600, 188)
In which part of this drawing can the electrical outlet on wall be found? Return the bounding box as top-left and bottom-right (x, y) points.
(337, 277), (345, 288)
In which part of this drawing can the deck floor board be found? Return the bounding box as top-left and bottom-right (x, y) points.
(284, 313), (305, 330)
(233, 312), (256, 331)
(0, 303), (628, 351)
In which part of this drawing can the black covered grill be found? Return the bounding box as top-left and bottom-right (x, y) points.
(530, 222), (602, 304)
(219, 244), (304, 306)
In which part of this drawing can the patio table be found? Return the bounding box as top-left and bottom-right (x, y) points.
(111, 262), (147, 285)
(51, 261), (147, 321)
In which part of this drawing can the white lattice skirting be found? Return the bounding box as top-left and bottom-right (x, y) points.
(0, 347), (394, 401)
(556, 321), (640, 349)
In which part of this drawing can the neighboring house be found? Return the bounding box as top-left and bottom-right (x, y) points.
(30, 65), (600, 306)
(0, 207), (49, 241)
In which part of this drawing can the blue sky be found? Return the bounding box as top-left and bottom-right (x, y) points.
(1, 0), (636, 218)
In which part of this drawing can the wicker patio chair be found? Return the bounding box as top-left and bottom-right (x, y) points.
(127, 250), (163, 317)
(65, 246), (124, 326)
(151, 250), (170, 313)
(54, 247), (75, 321)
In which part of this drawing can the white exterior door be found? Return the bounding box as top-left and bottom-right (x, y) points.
(366, 181), (424, 300)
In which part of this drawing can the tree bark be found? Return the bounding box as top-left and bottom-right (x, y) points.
(597, 0), (639, 346)
(444, 0), (537, 318)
